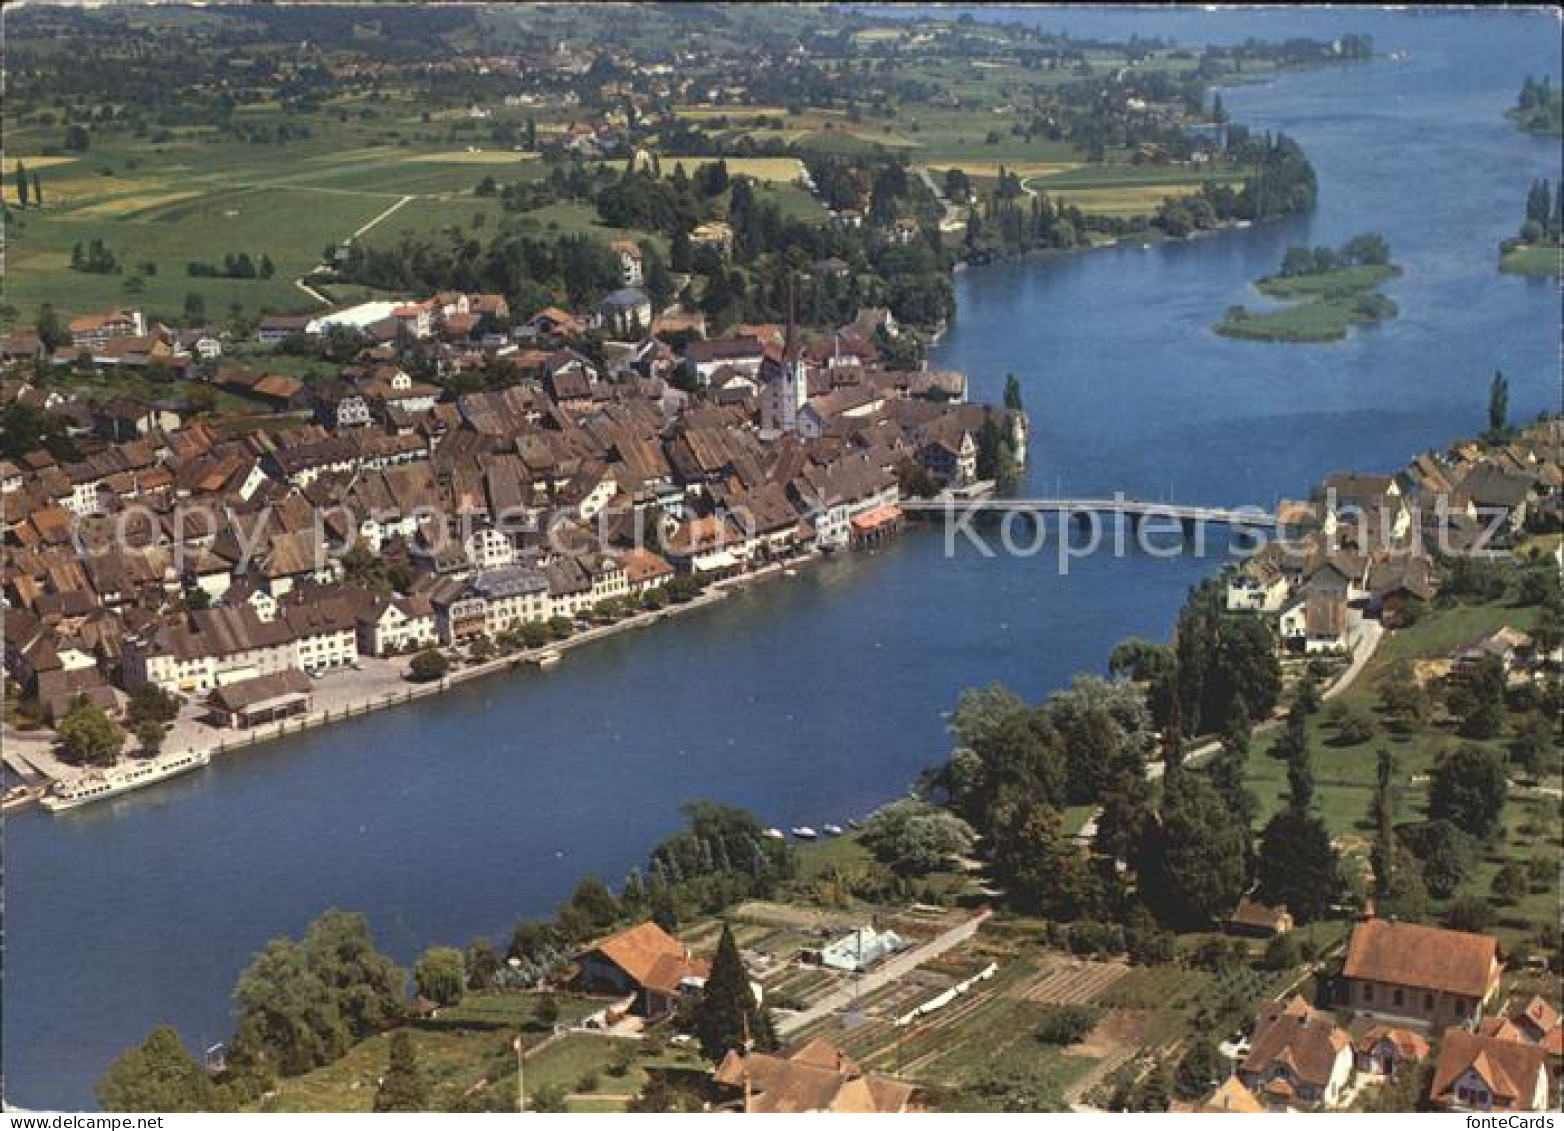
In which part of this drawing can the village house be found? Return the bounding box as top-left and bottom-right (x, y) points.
(1430, 1029), (1551, 1112)
(1238, 996), (1354, 1111)
(1349, 1020), (1431, 1078)
(712, 1037), (917, 1114)
(124, 605), (299, 695)
(571, 921), (710, 1019)
(355, 593), (438, 657)
(1227, 897), (1293, 938)
(68, 309), (145, 350)
(610, 239), (644, 286)
(1341, 919), (1503, 1029)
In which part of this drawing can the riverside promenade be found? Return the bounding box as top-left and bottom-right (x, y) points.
(2, 553), (819, 809)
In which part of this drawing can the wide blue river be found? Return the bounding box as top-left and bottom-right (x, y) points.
(4, 7), (1559, 1109)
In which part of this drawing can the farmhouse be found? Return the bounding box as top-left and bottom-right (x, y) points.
(571, 921), (710, 1018)
(1341, 919), (1503, 1028)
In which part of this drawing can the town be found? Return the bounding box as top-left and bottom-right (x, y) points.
(2, 1), (1559, 1120)
(2, 288), (1026, 809)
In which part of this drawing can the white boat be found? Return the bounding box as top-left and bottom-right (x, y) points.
(823, 824), (845, 836)
(790, 826), (818, 840)
(762, 827), (786, 840)
(535, 651), (562, 668)
(43, 750), (211, 813)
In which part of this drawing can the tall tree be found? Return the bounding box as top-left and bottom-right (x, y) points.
(1256, 807), (1339, 922)
(414, 947), (465, 1007)
(1140, 773), (1250, 929)
(692, 923), (773, 1062)
(1487, 370), (1509, 437)
(15, 160), (29, 208)
(373, 1032), (428, 1113)
(31, 170), (42, 207)
(1428, 746), (1508, 839)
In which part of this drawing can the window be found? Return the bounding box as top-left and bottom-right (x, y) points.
(1393, 988), (1404, 1007)
(1425, 993), (1434, 1011)
(1363, 984), (1374, 1003)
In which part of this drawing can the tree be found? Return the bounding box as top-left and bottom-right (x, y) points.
(1256, 808), (1340, 923)
(135, 719), (166, 757)
(98, 1026), (224, 1112)
(35, 303), (70, 351)
(414, 946), (465, 1007)
(31, 170), (42, 207)
(858, 800), (975, 876)
(15, 159), (29, 208)
(64, 123), (90, 151)
(1492, 862), (1529, 903)
(1173, 1036), (1224, 1100)
(57, 700), (125, 765)
(1487, 370), (1509, 438)
(1003, 373), (1024, 413)
(1141, 773), (1250, 929)
(1397, 820), (1474, 900)
(1448, 655), (1505, 739)
(692, 923), (773, 1062)
(998, 800), (1100, 918)
(465, 938), (500, 991)
(1428, 745), (1508, 839)
(373, 1032), (428, 1113)
(560, 875), (619, 937)
(231, 911), (404, 1079)
(534, 993), (560, 1030)
(408, 648), (449, 682)
(1034, 1004), (1101, 1045)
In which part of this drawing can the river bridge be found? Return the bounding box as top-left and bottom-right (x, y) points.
(901, 496), (1279, 528)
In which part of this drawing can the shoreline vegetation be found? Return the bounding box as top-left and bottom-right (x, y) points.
(1498, 177), (1562, 279)
(1508, 74), (1563, 138)
(1214, 232), (1400, 343)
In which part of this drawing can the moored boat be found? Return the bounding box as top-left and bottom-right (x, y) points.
(762, 827), (786, 840)
(790, 826), (817, 840)
(42, 751), (212, 814)
(823, 824), (844, 836)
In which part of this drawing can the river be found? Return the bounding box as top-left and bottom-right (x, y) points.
(3, 7), (1558, 1110)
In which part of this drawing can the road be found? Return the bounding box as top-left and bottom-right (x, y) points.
(913, 165), (963, 227)
(289, 194), (415, 309)
(775, 909), (992, 1038)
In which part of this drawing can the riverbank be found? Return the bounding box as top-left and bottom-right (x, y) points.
(1499, 240), (1562, 277)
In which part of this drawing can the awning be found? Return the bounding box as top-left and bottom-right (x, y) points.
(851, 504), (903, 533)
(691, 549), (740, 573)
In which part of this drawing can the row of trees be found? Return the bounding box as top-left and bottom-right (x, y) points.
(187, 252), (276, 280)
(1276, 232), (1392, 278)
(11, 160), (44, 208)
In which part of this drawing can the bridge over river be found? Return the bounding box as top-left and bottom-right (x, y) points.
(901, 496), (1280, 529)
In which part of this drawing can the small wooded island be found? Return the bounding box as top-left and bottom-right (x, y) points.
(1215, 233), (1399, 343)
(1498, 178), (1562, 278)
(1508, 74), (1563, 138)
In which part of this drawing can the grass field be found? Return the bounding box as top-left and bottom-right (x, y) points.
(1215, 264), (1400, 343)
(1499, 242), (1562, 277)
(1235, 592), (1560, 951)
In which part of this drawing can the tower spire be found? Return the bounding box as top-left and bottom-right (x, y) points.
(784, 277), (798, 359)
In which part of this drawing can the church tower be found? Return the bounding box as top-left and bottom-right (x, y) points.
(761, 287), (809, 436)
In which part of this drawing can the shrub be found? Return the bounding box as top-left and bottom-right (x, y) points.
(1035, 1004), (1101, 1045)
(408, 649), (449, 682)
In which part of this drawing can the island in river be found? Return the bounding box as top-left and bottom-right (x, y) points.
(1215, 233), (1400, 342)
